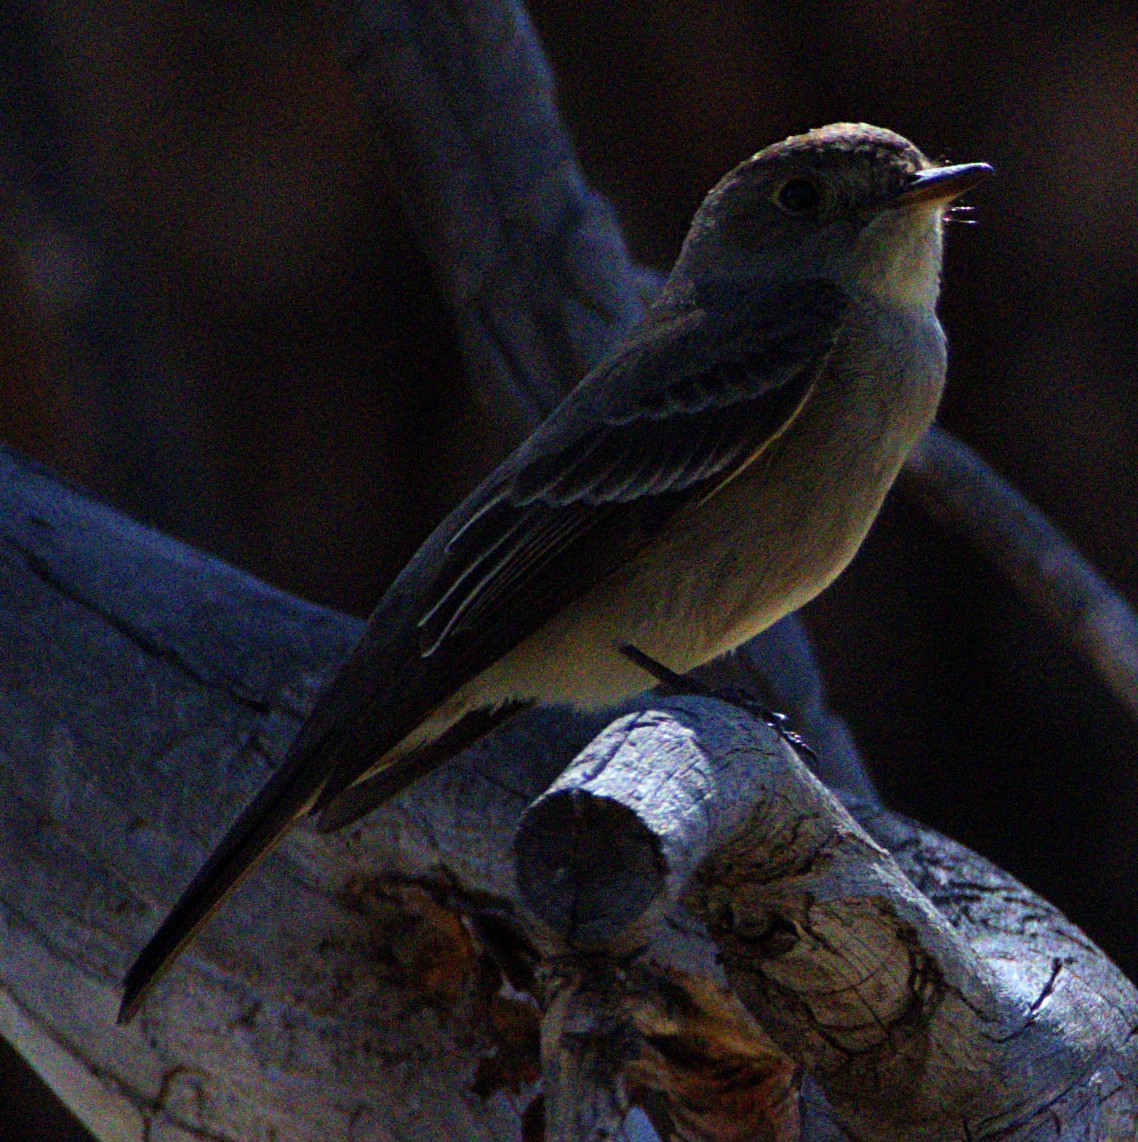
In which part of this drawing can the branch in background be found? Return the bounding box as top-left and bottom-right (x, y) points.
(904, 425), (1138, 725)
(328, 0), (645, 433)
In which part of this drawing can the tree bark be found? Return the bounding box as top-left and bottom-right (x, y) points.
(2, 443), (1136, 1140)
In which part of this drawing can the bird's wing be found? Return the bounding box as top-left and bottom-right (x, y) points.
(118, 278), (845, 1023)
(315, 278), (846, 807)
(410, 283), (841, 653)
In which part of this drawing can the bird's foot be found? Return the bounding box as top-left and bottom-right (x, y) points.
(616, 643), (818, 765)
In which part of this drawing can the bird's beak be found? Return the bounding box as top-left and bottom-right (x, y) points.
(890, 162), (994, 208)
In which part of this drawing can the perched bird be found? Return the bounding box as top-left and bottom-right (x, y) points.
(119, 123), (991, 1023)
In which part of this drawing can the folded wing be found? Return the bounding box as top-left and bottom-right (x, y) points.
(118, 278), (845, 1023)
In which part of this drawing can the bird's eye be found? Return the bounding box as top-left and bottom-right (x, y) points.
(776, 178), (821, 214)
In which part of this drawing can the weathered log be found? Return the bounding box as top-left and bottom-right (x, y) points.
(5, 440), (1136, 1139)
(515, 699), (1138, 1138)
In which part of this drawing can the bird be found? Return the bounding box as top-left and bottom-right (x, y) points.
(119, 122), (991, 1023)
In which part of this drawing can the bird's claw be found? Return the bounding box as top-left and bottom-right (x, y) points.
(617, 644), (818, 765)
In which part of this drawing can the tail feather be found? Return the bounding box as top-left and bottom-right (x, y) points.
(117, 718), (344, 1025)
(313, 699), (533, 832)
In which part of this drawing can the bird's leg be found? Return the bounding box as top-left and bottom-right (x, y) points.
(616, 643), (818, 765)
(617, 643), (716, 697)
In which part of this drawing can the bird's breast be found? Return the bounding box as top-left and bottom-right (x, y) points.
(586, 298), (947, 672)
(467, 298), (946, 711)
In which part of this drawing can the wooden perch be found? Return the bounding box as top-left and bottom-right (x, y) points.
(3, 443), (1136, 1141)
(515, 699), (1138, 1137)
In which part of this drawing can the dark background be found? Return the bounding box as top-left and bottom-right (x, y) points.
(3, 1), (1138, 1137)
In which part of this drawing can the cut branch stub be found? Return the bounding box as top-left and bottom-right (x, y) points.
(515, 792), (664, 948)
(513, 705), (786, 950)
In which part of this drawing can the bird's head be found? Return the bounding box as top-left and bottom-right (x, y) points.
(669, 123), (991, 311)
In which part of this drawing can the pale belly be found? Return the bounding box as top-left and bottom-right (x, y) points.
(482, 425), (898, 708)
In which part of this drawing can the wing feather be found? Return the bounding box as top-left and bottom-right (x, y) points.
(414, 280), (846, 655)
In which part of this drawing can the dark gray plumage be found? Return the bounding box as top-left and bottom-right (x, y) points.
(119, 123), (990, 1023)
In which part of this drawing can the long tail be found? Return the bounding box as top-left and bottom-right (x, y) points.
(118, 681), (529, 1022)
(117, 718), (344, 1024)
